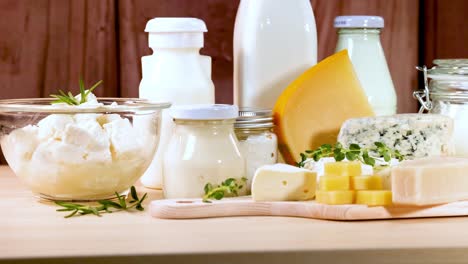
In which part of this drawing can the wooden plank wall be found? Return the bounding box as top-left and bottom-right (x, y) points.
(0, 0), (467, 110)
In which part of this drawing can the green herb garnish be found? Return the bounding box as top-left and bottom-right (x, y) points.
(203, 177), (247, 203)
(55, 186), (147, 218)
(297, 142), (404, 168)
(50, 77), (103, 105)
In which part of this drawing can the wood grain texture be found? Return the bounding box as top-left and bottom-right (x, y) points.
(311, 0), (420, 113)
(423, 0), (468, 67)
(0, 0), (119, 99)
(151, 197), (468, 220)
(3, 165), (468, 264)
(118, 0), (239, 103)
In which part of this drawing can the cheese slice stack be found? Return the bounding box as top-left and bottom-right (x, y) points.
(392, 157), (468, 205)
(273, 50), (374, 165)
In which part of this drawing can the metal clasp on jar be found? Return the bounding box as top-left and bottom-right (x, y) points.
(413, 65), (433, 113)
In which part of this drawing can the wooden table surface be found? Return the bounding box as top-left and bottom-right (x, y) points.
(2, 166), (468, 264)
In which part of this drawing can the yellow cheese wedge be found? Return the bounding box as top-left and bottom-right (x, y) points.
(324, 161), (362, 177)
(316, 190), (355, 205)
(273, 50), (374, 165)
(356, 190), (392, 206)
(319, 176), (350, 191)
(351, 175), (383, 190)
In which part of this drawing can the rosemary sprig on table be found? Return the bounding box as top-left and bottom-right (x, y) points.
(203, 177), (247, 203)
(55, 186), (147, 218)
(50, 77), (103, 105)
(297, 142), (404, 168)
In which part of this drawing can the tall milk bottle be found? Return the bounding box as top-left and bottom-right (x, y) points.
(234, 0), (317, 109)
(140, 18), (215, 189)
(334, 16), (397, 115)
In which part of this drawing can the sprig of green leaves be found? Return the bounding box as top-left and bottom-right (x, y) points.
(297, 142), (404, 168)
(203, 177), (247, 203)
(55, 186), (147, 218)
(50, 77), (103, 105)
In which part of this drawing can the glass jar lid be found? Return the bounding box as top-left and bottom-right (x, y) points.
(428, 59), (468, 80)
(235, 108), (274, 129)
(170, 104), (238, 120)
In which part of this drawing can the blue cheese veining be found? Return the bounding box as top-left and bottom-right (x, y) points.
(337, 114), (454, 159)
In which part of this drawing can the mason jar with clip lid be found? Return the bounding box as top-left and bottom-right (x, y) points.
(235, 108), (278, 191)
(413, 59), (468, 156)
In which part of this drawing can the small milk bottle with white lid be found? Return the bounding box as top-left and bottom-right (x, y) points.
(334, 16), (397, 116)
(139, 18), (215, 189)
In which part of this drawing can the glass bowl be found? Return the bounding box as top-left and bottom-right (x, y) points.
(0, 98), (171, 201)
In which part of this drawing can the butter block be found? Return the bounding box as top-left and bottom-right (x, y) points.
(324, 161), (361, 177)
(316, 190), (355, 205)
(252, 164), (316, 201)
(319, 176), (350, 191)
(392, 157), (468, 205)
(356, 190), (392, 206)
(351, 175), (383, 190)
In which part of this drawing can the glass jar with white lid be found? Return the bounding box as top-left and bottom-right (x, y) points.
(234, 108), (277, 192)
(413, 59), (468, 156)
(163, 104), (246, 199)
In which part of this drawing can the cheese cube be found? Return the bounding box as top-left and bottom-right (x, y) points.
(351, 175), (383, 190)
(316, 190), (355, 205)
(252, 164), (316, 201)
(392, 157), (468, 205)
(324, 161), (361, 177)
(319, 176), (350, 191)
(356, 190), (392, 206)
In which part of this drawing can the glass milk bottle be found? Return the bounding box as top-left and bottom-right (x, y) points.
(139, 18), (215, 189)
(234, 0), (317, 109)
(334, 16), (397, 115)
(163, 105), (246, 199)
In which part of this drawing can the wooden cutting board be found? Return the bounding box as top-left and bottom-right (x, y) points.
(150, 197), (468, 220)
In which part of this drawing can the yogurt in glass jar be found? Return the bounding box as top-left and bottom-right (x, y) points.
(163, 104), (246, 199)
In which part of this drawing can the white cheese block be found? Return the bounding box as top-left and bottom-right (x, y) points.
(338, 114), (454, 159)
(392, 157), (468, 205)
(252, 164), (316, 201)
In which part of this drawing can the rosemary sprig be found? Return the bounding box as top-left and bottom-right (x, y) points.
(55, 186), (147, 218)
(50, 77), (103, 105)
(297, 142), (404, 168)
(202, 177), (247, 203)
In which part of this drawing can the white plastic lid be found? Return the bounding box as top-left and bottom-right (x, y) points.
(170, 104), (239, 120)
(334, 16), (384, 28)
(145, 17), (207, 33)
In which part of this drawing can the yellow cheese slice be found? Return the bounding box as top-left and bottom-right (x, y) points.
(324, 161), (362, 177)
(316, 190), (355, 205)
(273, 50), (374, 164)
(351, 175), (383, 190)
(319, 176), (350, 191)
(356, 190), (392, 206)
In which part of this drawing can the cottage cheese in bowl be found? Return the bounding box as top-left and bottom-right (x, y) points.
(0, 93), (170, 201)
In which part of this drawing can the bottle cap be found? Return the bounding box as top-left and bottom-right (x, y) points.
(145, 17), (207, 48)
(170, 104), (239, 120)
(235, 108), (274, 129)
(334, 16), (384, 28)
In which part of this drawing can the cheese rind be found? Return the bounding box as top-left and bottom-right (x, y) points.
(252, 164), (316, 201)
(273, 50), (374, 164)
(338, 114), (454, 159)
(356, 190), (392, 206)
(392, 157), (468, 205)
(316, 190), (355, 205)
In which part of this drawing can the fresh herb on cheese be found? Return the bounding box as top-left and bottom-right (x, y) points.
(203, 177), (247, 203)
(297, 142), (404, 168)
(55, 186), (147, 218)
(50, 77), (103, 105)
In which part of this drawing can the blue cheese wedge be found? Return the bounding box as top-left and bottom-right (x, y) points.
(338, 114), (454, 159)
